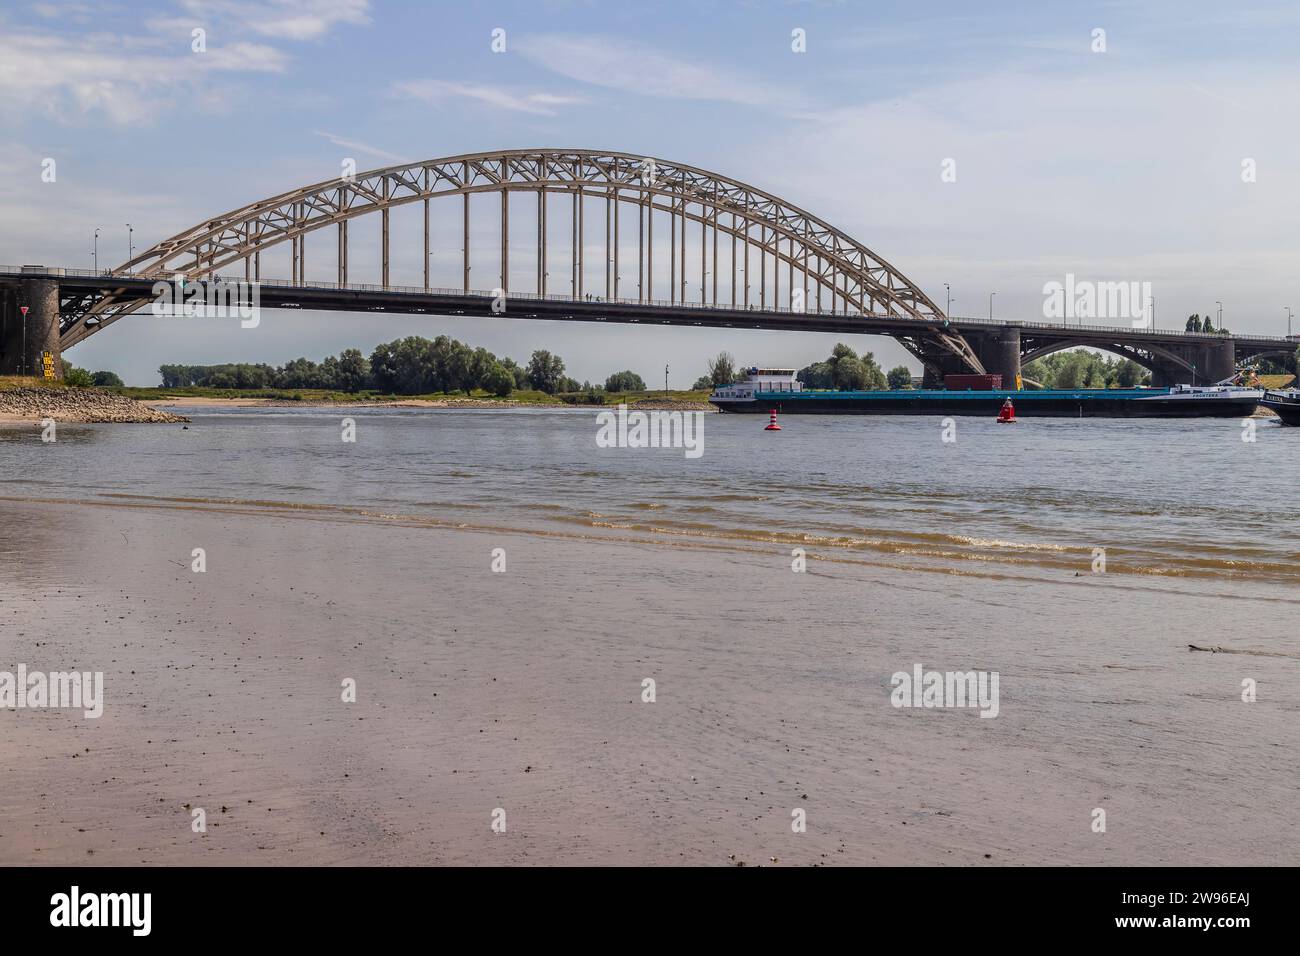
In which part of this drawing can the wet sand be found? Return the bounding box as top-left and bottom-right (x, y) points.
(0, 495), (1296, 866)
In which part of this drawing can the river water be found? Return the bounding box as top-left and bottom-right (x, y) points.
(3, 406), (1297, 599)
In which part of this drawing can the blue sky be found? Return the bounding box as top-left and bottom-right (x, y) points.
(2, 0), (1298, 384)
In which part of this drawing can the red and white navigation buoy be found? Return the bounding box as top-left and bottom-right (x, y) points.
(764, 408), (782, 431)
(996, 398), (1017, 423)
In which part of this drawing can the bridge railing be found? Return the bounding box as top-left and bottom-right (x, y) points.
(3, 264), (1296, 344)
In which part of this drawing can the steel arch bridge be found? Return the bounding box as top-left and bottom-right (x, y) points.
(5, 147), (1289, 386)
(57, 148), (984, 371)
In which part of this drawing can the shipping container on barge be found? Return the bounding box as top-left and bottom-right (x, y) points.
(709, 368), (1262, 418)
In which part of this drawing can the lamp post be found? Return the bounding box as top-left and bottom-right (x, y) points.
(93, 227), (100, 273)
(1149, 296), (1155, 333)
(989, 291), (996, 321)
(19, 305), (28, 377)
(126, 223), (134, 274)
(1287, 306), (1293, 337)
(944, 282), (951, 315)
(1215, 300), (1222, 331)
(664, 364), (669, 394)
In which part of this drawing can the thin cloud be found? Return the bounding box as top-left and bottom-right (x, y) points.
(392, 79), (585, 116)
(315, 130), (406, 163)
(0, 31), (287, 125)
(514, 33), (799, 110)
(178, 0), (372, 41)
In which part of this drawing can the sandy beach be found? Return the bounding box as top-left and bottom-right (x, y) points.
(2, 493), (1295, 866)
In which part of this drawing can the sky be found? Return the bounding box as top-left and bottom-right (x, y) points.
(2, 0), (1298, 385)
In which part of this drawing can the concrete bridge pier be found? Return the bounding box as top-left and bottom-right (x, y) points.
(1149, 338), (1236, 386)
(1148, 365), (1177, 389)
(1198, 338), (1236, 384)
(984, 326), (1021, 388)
(0, 275), (61, 378)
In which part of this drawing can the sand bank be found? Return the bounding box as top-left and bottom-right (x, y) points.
(0, 494), (1294, 866)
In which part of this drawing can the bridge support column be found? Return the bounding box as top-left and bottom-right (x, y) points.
(1149, 364), (1177, 388)
(0, 275), (60, 378)
(988, 327), (1021, 388)
(1199, 338), (1236, 384)
(967, 327), (1021, 388)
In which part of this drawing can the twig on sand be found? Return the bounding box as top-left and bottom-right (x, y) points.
(1189, 643), (1299, 659)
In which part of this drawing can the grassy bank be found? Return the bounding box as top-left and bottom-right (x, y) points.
(0, 375), (69, 391)
(1257, 374), (1296, 390)
(111, 385), (712, 405)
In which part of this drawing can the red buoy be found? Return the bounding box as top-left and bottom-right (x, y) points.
(764, 408), (782, 431)
(996, 398), (1017, 423)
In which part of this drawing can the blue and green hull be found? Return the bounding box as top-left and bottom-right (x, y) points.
(713, 388), (1259, 418)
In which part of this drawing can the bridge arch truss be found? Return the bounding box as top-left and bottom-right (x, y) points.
(63, 149), (975, 367)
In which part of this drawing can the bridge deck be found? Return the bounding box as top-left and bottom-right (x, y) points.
(1, 265), (1293, 352)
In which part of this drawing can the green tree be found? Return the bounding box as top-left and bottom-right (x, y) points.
(64, 366), (94, 387)
(501, 357), (529, 391)
(796, 361), (833, 389)
(1021, 359), (1050, 387)
(159, 364), (187, 387)
(318, 355), (342, 390)
(434, 338), (474, 393)
(706, 351), (737, 387)
(859, 351), (887, 389)
(1053, 352), (1089, 389)
(527, 350), (566, 393)
(604, 370), (646, 392)
(797, 344), (885, 390)
(276, 357), (321, 389)
(91, 371), (124, 387)
(482, 362), (515, 397)
(829, 343), (857, 367)
(691, 375), (713, 390)
(835, 357), (871, 390)
(1114, 358), (1147, 388)
(335, 349), (368, 392)
(886, 366), (913, 390)
(1185, 314), (1202, 332)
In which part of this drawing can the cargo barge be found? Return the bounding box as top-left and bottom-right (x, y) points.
(710, 368), (1262, 418)
(1260, 389), (1300, 425)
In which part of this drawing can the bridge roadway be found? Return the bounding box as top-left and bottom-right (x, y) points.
(1, 265), (1296, 387)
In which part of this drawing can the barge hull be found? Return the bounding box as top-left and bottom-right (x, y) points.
(714, 389), (1259, 418)
(1260, 398), (1300, 425)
